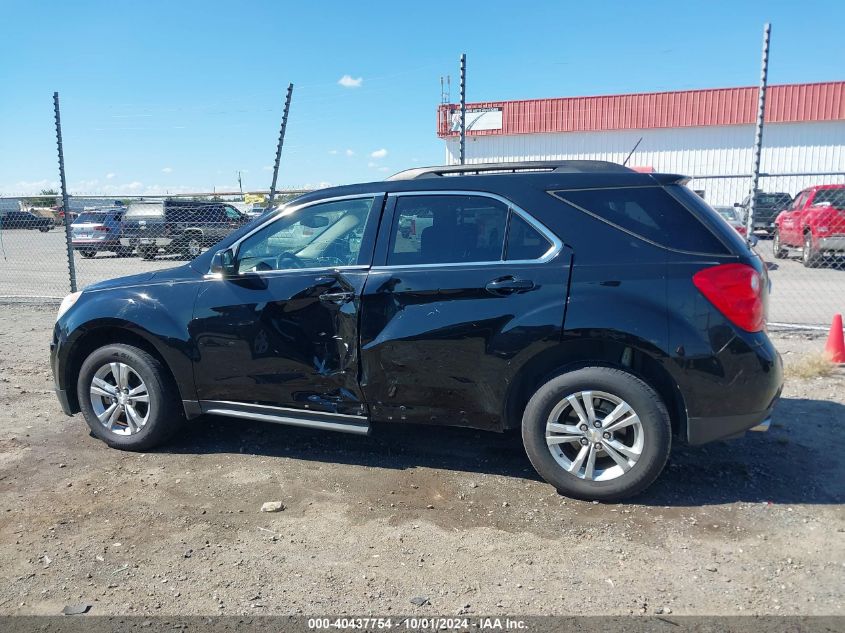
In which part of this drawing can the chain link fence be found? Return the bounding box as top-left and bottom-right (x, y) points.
(0, 192), (309, 301)
(689, 172), (845, 328)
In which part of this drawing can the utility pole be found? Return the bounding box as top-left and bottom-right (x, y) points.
(458, 54), (467, 165)
(237, 171), (243, 200)
(268, 83), (294, 212)
(745, 23), (771, 242)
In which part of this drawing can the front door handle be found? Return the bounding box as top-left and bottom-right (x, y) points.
(319, 291), (354, 304)
(485, 277), (535, 295)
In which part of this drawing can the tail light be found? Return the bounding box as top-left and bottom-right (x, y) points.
(94, 225), (108, 232)
(692, 263), (765, 332)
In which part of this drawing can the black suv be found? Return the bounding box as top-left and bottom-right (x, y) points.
(737, 191), (792, 236)
(51, 161), (782, 501)
(120, 199), (249, 259)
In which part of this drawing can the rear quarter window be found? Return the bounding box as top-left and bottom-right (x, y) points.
(551, 186), (729, 254)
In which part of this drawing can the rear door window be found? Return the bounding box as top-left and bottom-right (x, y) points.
(388, 195), (509, 266)
(551, 186), (728, 254)
(505, 213), (552, 261)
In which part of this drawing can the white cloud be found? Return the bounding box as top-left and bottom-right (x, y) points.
(126, 181), (143, 191)
(338, 74), (363, 88)
(377, 167), (390, 172)
(105, 172), (115, 179)
(370, 148), (388, 159)
(345, 149), (355, 156)
(161, 167), (173, 173)
(262, 165), (274, 171)
(328, 149), (339, 155)
(367, 162), (378, 168)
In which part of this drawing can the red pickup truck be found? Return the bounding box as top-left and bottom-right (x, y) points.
(773, 184), (845, 267)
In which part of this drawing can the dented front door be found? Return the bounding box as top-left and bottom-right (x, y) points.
(189, 268), (369, 416)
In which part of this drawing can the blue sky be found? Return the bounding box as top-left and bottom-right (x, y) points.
(0, 0), (843, 196)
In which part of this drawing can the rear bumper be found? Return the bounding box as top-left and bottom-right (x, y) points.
(120, 237), (173, 247)
(817, 236), (845, 251)
(687, 407), (776, 445)
(72, 240), (120, 250)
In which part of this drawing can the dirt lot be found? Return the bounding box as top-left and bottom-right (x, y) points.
(0, 305), (843, 617)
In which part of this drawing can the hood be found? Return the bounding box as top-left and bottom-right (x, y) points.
(83, 264), (200, 292)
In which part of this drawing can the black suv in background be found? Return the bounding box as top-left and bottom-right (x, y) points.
(737, 191), (792, 236)
(120, 199), (249, 259)
(51, 161), (782, 501)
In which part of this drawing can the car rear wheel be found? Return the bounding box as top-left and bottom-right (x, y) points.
(802, 232), (821, 268)
(772, 229), (787, 259)
(79, 249), (96, 259)
(39, 226), (51, 233)
(77, 343), (184, 450)
(521, 367), (671, 502)
(140, 248), (156, 260)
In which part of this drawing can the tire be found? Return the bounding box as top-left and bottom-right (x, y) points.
(521, 367), (671, 502)
(39, 226), (50, 233)
(772, 229), (787, 259)
(140, 248), (156, 260)
(79, 249), (96, 259)
(802, 232), (821, 268)
(76, 343), (184, 451)
(183, 235), (202, 260)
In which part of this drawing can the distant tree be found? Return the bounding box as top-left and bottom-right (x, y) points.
(29, 188), (60, 208)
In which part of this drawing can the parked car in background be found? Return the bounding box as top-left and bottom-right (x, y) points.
(119, 200), (250, 260)
(773, 184), (845, 267)
(71, 208), (130, 258)
(737, 191), (792, 236)
(52, 160), (782, 501)
(0, 210), (53, 231)
(714, 206), (747, 237)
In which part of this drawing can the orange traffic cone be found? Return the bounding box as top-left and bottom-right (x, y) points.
(824, 313), (845, 363)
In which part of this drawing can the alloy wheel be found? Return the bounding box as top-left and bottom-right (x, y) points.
(89, 362), (151, 435)
(545, 390), (644, 481)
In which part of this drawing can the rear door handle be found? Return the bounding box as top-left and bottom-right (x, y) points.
(485, 277), (535, 295)
(319, 291), (354, 304)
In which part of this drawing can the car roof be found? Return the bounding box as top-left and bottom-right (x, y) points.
(290, 161), (687, 206)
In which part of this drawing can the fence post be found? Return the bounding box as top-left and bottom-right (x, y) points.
(267, 83), (294, 212)
(459, 53), (467, 165)
(53, 92), (77, 293)
(745, 23), (771, 241)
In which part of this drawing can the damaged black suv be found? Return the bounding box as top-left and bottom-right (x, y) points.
(51, 161), (782, 501)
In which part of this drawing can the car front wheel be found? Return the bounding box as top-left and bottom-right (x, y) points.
(77, 343), (184, 450)
(521, 367), (671, 502)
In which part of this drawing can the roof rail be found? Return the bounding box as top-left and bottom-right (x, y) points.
(386, 160), (633, 181)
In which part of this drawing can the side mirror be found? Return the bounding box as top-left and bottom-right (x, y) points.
(733, 202), (741, 208)
(210, 248), (237, 277)
(748, 234), (759, 247)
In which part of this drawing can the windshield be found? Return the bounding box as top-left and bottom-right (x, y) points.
(125, 203), (164, 219)
(75, 212), (115, 223)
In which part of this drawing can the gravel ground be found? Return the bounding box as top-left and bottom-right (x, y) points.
(0, 305), (843, 617)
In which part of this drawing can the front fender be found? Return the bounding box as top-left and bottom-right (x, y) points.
(54, 279), (201, 406)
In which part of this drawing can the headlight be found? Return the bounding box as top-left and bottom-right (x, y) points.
(57, 291), (82, 321)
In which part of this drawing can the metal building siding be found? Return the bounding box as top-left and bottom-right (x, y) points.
(442, 120), (845, 206)
(437, 82), (845, 137)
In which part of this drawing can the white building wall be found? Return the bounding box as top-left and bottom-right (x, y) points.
(444, 121), (845, 206)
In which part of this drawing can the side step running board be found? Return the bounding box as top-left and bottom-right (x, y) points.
(200, 401), (370, 435)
